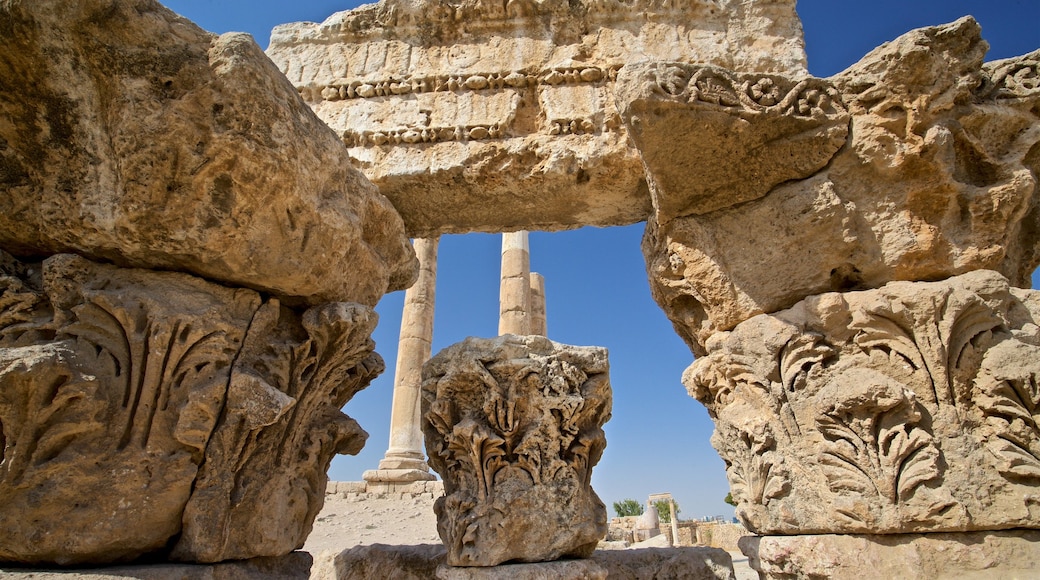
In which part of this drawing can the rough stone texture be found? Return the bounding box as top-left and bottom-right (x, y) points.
(311, 543), (446, 580)
(616, 61), (850, 222)
(266, 0), (808, 237)
(421, 335), (611, 566)
(637, 18), (1040, 354)
(436, 560), (607, 580)
(740, 531), (1040, 580)
(0, 553), (312, 580)
(0, 0), (417, 307)
(686, 270), (1040, 534)
(590, 547), (736, 580)
(0, 253), (380, 565)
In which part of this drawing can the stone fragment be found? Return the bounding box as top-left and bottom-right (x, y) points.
(0, 253), (379, 565)
(436, 560), (608, 580)
(0, 552), (312, 580)
(421, 335), (611, 566)
(638, 18), (1040, 353)
(615, 62), (850, 221)
(739, 531), (1040, 580)
(590, 547), (736, 580)
(312, 543), (446, 580)
(0, 0), (416, 307)
(266, 0), (808, 236)
(686, 270), (1040, 534)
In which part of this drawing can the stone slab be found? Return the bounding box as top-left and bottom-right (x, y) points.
(590, 547), (736, 580)
(0, 552), (311, 579)
(436, 560), (607, 580)
(740, 531), (1040, 580)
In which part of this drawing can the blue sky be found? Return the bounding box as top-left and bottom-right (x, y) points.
(163, 0), (1040, 520)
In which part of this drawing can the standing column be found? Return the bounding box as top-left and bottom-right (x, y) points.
(499, 231), (531, 335)
(530, 272), (547, 337)
(364, 237), (438, 484)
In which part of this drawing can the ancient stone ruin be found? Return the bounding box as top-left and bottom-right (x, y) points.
(421, 334), (611, 566)
(1, 0), (1039, 577)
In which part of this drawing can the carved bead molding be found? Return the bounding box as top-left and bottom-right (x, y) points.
(421, 335), (611, 566)
(0, 253), (380, 565)
(685, 270), (1040, 535)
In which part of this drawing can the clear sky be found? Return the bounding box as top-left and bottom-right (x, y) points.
(162, 0), (1040, 521)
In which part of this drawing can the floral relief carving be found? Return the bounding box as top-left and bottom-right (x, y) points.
(686, 271), (1040, 534)
(421, 335), (610, 566)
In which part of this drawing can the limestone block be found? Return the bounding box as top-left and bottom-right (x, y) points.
(266, 0), (808, 236)
(639, 18), (1040, 353)
(0, 0), (416, 307)
(0, 552), (312, 580)
(590, 547), (736, 580)
(686, 270), (1040, 534)
(0, 253), (380, 565)
(436, 560), (608, 580)
(421, 335), (611, 566)
(740, 531), (1040, 580)
(615, 62), (850, 221)
(312, 543), (446, 580)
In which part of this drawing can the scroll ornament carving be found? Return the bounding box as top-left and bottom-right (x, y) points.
(0, 253), (380, 565)
(686, 270), (1040, 534)
(421, 335), (610, 566)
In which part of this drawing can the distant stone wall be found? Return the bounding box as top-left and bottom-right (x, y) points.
(697, 523), (751, 552)
(326, 481), (444, 502)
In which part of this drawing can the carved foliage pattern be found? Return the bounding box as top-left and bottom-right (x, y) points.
(688, 272), (1040, 533)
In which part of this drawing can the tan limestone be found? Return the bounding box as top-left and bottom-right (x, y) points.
(365, 237), (439, 483)
(421, 335), (611, 566)
(499, 231), (532, 336)
(739, 531), (1040, 580)
(635, 18), (1040, 354)
(686, 270), (1040, 535)
(266, 0), (808, 237)
(0, 0), (417, 307)
(530, 272), (547, 337)
(0, 253), (379, 565)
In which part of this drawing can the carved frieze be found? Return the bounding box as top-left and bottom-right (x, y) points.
(267, 0), (808, 235)
(686, 270), (1040, 534)
(0, 253), (379, 565)
(421, 335), (611, 566)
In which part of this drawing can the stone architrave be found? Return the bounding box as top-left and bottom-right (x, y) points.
(499, 231), (532, 336)
(686, 270), (1040, 535)
(266, 0), (809, 237)
(0, 0), (417, 308)
(421, 335), (611, 566)
(0, 253), (379, 565)
(365, 237), (439, 484)
(530, 273), (547, 337)
(625, 18), (1040, 354)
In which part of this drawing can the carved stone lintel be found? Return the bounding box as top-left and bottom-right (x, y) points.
(421, 335), (611, 566)
(687, 270), (1040, 535)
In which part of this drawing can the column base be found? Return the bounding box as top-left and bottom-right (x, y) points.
(739, 530), (1040, 579)
(362, 468), (437, 483)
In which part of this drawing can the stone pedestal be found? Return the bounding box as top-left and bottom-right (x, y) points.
(422, 335), (611, 566)
(365, 238), (439, 485)
(499, 231), (532, 336)
(740, 531), (1040, 580)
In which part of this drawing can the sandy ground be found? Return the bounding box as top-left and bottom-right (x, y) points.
(306, 493), (758, 579)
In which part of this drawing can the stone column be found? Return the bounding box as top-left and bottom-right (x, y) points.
(364, 237), (439, 484)
(499, 231), (531, 336)
(529, 272), (547, 337)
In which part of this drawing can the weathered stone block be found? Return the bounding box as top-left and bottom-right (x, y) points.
(421, 335), (611, 566)
(590, 547), (736, 580)
(687, 270), (1040, 535)
(0, 253), (379, 565)
(740, 531), (1040, 580)
(638, 18), (1040, 353)
(0, 0), (417, 307)
(267, 0), (808, 236)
